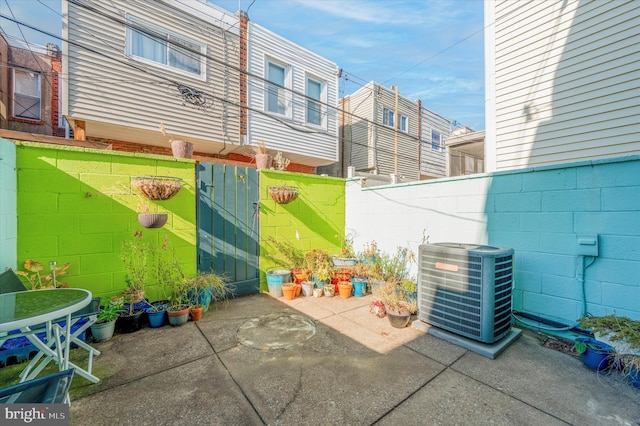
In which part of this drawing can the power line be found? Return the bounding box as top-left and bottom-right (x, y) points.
(0, 8), (448, 166)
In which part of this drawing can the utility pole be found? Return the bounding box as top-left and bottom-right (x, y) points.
(394, 85), (399, 175)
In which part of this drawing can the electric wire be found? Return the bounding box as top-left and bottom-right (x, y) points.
(0, 2), (459, 166)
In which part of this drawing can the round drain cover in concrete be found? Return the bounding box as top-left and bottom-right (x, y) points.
(238, 313), (317, 349)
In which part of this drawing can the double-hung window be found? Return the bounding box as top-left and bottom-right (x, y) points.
(431, 129), (442, 151)
(126, 16), (205, 78)
(13, 70), (41, 120)
(306, 77), (323, 126)
(399, 114), (408, 132)
(383, 107), (407, 132)
(265, 59), (288, 116)
(383, 107), (395, 128)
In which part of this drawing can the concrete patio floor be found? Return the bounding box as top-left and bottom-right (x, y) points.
(4, 293), (640, 425)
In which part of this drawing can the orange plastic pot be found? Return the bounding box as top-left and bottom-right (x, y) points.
(282, 283), (297, 300)
(190, 305), (204, 321)
(338, 281), (353, 298)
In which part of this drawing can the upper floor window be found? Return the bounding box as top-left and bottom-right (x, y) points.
(383, 107), (407, 132)
(306, 77), (324, 126)
(431, 129), (442, 151)
(383, 107), (394, 128)
(126, 16), (205, 78)
(13, 70), (41, 120)
(265, 59), (289, 116)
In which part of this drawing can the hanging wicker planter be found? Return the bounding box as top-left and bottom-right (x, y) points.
(132, 176), (182, 200)
(268, 186), (299, 204)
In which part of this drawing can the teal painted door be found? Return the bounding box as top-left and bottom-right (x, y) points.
(197, 163), (259, 296)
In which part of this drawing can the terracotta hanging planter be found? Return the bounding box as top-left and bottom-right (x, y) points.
(268, 186), (298, 204)
(132, 176), (182, 200)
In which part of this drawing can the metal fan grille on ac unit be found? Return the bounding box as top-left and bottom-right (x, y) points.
(418, 243), (514, 344)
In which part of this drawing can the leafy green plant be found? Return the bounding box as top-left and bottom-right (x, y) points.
(156, 235), (187, 307)
(96, 300), (125, 324)
(264, 236), (305, 270)
(121, 230), (150, 292)
(185, 272), (233, 308)
(578, 315), (640, 350)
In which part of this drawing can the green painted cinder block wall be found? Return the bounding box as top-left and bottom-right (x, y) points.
(259, 170), (345, 290)
(15, 142), (196, 301)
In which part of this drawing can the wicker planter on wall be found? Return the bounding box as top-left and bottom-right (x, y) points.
(132, 176), (182, 200)
(268, 186), (299, 204)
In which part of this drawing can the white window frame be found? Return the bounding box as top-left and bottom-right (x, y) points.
(382, 107), (394, 128)
(431, 129), (442, 151)
(13, 69), (41, 121)
(383, 107), (407, 132)
(125, 15), (206, 80)
(264, 57), (291, 118)
(399, 114), (408, 132)
(305, 75), (325, 128)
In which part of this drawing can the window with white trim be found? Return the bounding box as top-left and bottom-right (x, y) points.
(126, 16), (205, 77)
(383, 107), (394, 128)
(382, 107), (407, 132)
(13, 70), (41, 120)
(431, 129), (442, 151)
(399, 114), (408, 132)
(265, 59), (289, 116)
(306, 76), (323, 126)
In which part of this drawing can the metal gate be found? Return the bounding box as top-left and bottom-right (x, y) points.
(197, 162), (259, 296)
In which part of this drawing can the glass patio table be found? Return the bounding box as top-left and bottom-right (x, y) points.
(0, 288), (92, 383)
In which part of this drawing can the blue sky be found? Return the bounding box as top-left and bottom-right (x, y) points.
(1, 0), (485, 130)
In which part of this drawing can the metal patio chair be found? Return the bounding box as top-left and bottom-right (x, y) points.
(0, 368), (74, 404)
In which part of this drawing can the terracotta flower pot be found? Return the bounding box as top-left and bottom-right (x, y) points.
(282, 283), (296, 300)
(255, 153), (272, 170)
(190, 305), (204, 321)
(171, 140), (194, 159)
(338, 281), (352, 298)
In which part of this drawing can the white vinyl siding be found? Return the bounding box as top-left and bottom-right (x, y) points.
(64, 0), (240, 147)
(420, 108), (450, 178)
(489, 0), (640, 170)
(247, 21), (339, 165)
(13, 70), (41, 120)
(126, 15), (205, 79)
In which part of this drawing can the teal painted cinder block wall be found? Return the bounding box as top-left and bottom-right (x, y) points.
(15, 142), (197, 301)
(0, 138), (17, 269)
(346, 155), (640, 323)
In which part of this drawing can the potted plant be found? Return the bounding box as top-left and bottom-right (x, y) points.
(186, 272), (231, 313)
(264, 237), (308, 284)
(145, 303), (167, 328)
(272, 151), (290, 171)
(304, 249), (332, 286)
(350, 262), (370, 297)
(578, 314), (640, 382)
(361, 240), (378, 264)
(332, 236), (357, 266)
(160, 122), (193, 159)
(573, 336), (614, 371)
(121, 231), (149, 305)
(375, 280), (417, 328)
(90, 300), (124, 342)
(157, 235), (189, 326)
(252, 140), (271, 170)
